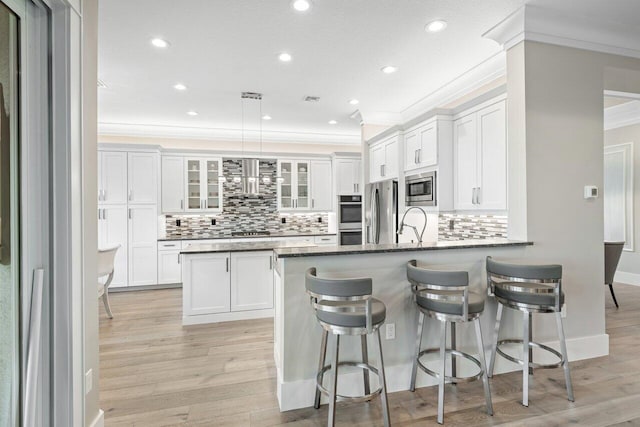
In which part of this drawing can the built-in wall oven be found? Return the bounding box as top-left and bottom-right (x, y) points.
(406, 171), (436, 206)
(338, 195), (363, 245)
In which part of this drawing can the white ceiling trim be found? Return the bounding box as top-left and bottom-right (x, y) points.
(604, 101), (640, 131)
(483, 5), (640, 59)
(98, 122), (361, 146)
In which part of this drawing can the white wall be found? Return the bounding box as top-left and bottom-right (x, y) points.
(99, 134), (360, 155)
(507, 41), (640, 347)
(605, 123), (640, 278)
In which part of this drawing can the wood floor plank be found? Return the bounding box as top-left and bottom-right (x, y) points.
(100, 284), (640, 426)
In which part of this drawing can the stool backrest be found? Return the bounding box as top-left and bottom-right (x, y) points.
(406, 260), (470, 319)
(486, 256), (562, 311)
(604, 242), (624, 285)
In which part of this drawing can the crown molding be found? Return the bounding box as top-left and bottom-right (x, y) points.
(604, 100), (640, 131)
(98, 122), (361, 146)
(483, 5), (640, 59)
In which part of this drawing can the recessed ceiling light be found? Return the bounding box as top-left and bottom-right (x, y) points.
(262, 115), (272, 120)
(292, 0), (311, 12)
(425, 20), (447, 33)
(278, 52), (292, 62)
(151, 38), (170, 48)
(349, 99), (359, 105)
(328, 120), (337, 125)
(187, 111), (198, 116)
(174, 83), (187, 91)
(381, 66), (398, 74)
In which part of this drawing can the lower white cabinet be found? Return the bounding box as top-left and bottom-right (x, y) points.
(182, 253), (231, 316)
(230, 251), (274, 311)
(181, 250), (275, 324)
(158, 247), (181, 284)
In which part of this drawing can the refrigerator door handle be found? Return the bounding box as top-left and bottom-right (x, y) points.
(374, 189), (381, 244)
(25, 268), (45, 427)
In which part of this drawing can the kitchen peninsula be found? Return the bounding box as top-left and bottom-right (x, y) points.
(272, 239), (532, 411)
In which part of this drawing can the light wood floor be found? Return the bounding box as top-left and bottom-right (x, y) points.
(100, 284), (640, 426)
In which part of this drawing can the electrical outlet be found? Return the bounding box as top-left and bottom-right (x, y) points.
(317, 217), (322, 223)
(176, 219), (181, 227)
(449, 219), (455, 231)
(281, 217), (286, 224)
(211, 218), (216, 226)
(385, 323), (396, 340)
(85, 369), (93, 394)
(561, 304), (567, 318)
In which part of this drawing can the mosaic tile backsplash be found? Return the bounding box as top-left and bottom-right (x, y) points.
(438, 213), (508, 241)
(164, 158), (329, 238)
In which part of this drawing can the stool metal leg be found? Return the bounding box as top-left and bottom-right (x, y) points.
(450, 323), (457, 382)
(410, 310), (425, 392)
(315, 329), (329, 409)
(528, 312), (534, 376)
(328, 334), (340, 427)
(376, 329), (391, 427)
(522, 311), (530, 407)
(361, 335), (371, 397)
(555, 312), (575, 402)
(437, 321), (447, 424)
(474, 318), (494, 416)
(488, 303), (503, 377)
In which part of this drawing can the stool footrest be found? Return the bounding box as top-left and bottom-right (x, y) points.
(496, 339), (565, 370)
(417, 348), (483, 383)
(316, 361), (382, 403)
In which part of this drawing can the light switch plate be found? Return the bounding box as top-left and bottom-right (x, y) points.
(584, 186), (598, 199)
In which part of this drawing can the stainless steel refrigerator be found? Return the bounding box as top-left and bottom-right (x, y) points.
(365, 180), (398, 244)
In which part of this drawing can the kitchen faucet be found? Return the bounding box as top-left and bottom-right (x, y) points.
(397, 206), (427, 243)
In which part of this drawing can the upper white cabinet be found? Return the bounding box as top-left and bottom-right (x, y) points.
(128, 152), (158, 204)
(161, 156), (185, 212)
(453, 100), (507, 211)
(98, 151), (127, 204)
(404, 120), (439, 172)
(310, 161), (332, 211)
(335, 158), (362, 195)
(369, 135), (399, 183)
(278, 160), (310, 210)
(185, 157), (223, 213)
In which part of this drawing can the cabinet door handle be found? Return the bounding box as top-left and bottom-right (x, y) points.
(354, 183), (356, 193)
(417, 148), (421, 164)
(415, 149), (419, 164)
(128, 208), (132, 220)
(205, 199), (208, 209)
(103, 190), (107, 201)
(180, 199), (183, 210)
(471, 188), (475, 205)
(178, 253), (180, 264)
(476, 187), (481, 205)
(98, 209), (101, 220)
(312, 199), (315, 208)
(269, 255), (273, 270)
(128, 189), (132, 201)
(226, 257), (229, 272)
(103, 209), (107, 220)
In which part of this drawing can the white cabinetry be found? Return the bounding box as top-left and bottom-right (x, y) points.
(310, 161), (332, 211)
(369, 135), (399, 182)
(278, 160), (310, 211)
(161, 156), (185, 213)
(98, 149), (159, 288)
(335, 158), (362, 195)
(157, 241), (181, 285)
(453, 100), (507, 210)
(182, 253), (231, 316)
(230, 251), (274, 311)
(185, 157), (223, 213)
(404, 120), (439, 172)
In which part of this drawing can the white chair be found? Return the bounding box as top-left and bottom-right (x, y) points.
(98, 245), (120, 318)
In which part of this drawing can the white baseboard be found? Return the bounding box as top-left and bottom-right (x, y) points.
(277, 333), (609, 412)
(614, 271), (640, 286)
(89, 409), (104, 427)
(182, 309), (273, 325)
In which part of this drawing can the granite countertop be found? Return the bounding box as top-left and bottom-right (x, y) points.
(273, 239), (533, 258)
(180, 240), (318, 255)
(160, 232), (336, 242)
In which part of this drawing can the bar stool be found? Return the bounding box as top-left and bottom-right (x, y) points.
(486, 256), (574, 407)
(407, 260), (493, 425)
(305, 267), (391, 427)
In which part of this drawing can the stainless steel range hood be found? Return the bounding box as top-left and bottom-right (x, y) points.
(241, 158), (260, 195)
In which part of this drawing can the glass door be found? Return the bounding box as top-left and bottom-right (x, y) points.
(205, 159), (220, 210)
(296, 161), (309, 209)
(0, 3), (20, 426)
(186, 159), (202, 210)
(279, 161), (293, 209)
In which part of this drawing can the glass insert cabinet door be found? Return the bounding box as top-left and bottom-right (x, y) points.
(186, 159), (202, 210)
(279, 161), (292, 209)
(205, 159), (220, 210)
(278, 160), (310, 210)
(295, 161), (309, 209)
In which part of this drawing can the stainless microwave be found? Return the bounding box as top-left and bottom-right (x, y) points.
(405, 171), (436, 206)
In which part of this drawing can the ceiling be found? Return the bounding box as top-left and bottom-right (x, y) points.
(98, 0), (640, 144)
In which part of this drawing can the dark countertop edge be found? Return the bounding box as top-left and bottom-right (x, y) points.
(180, 247), (277, 254)
(273, 241), (533, 258)
(160, 232), (336, 242)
